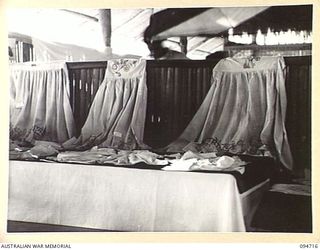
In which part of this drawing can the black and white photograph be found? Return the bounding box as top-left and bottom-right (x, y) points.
(3, 3), (315, 238)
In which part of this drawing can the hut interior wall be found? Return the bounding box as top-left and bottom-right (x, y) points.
(67, 56), (311, 175)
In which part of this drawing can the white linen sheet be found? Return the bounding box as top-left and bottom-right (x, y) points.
(9, 62), (75, 143)
(8, 160), (246, 232)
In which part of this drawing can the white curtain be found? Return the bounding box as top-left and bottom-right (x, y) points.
(10, 62), (75, 143)
(63, 58), (148, 150)
(167, 56), (293, 170)
(32, 38), (109, 62)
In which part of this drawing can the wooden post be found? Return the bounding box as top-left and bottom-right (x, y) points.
(99, 9), (111, 48)
(180, 37), (188, 55)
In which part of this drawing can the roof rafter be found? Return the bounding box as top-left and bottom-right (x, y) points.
(60, 9), (99, 22)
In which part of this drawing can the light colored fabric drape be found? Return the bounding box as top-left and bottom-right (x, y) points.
(64, 58), (147, 150)
(167, 56), (293, 170)
(32, 38), (110, 62)
(8, 160), (246, 232)
(10, 62), (75, 143)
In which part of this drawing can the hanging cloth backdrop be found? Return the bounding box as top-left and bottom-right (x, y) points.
(166, 56), (293, 170)
(32, 38), (110, 62)
(10, 62), (75, 143)
(63, 58), (148, 150)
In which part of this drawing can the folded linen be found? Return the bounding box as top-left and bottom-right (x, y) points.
(163, 155), (247, 174)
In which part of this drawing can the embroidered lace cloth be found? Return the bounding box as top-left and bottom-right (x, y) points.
(166, 56), (293, 170)
(9, 62), (75, 143)
(63, 58), (148, 150)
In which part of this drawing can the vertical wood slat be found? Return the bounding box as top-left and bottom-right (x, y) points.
(173, 67), (180, 140)
(186, 68), (193, 123)
(145, 66), (160, 147)
(74, 69), (81, 135)
(144, 64), (154, 146)
(86, 69), (93, 113)
(166, 67), (174, 144)
(159, 67), (166, 147)
(79, 69), (87, 131)
(196, 68), (202, 108)
(68, 71), (76, 113)
(180, 68), (188, 128)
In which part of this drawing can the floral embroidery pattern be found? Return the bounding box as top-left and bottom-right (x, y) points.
(243, 56), (261, 69)
(197, 137), (273, 156)
(109, 59), (138, 77)
(10, 124), (46, 141)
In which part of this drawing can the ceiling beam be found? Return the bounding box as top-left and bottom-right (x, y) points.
(188, 37), (212, 52)
(60, 9), (99, 22)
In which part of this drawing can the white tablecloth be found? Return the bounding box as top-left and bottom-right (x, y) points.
(8, 160), (246, 232)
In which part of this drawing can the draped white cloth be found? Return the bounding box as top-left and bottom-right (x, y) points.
(64, 58), (147, 150)
(8, 160), (246, 232)
(32, 38), (110, 62)
(167, 56), (293, 170)
(10, 62), (75, 143)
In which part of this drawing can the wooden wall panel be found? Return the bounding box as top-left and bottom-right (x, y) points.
(144, 60), (219, 147)
(284, 57), (311, 175)
(67, 62), (106, 136)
